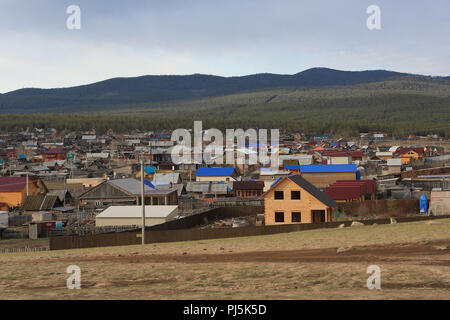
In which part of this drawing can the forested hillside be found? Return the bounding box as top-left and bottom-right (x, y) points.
(0, 70), (449, 137)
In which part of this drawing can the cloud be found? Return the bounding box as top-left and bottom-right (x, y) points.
(0, 0), (449, 92)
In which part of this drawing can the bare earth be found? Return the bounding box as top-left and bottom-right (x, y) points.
(0, 219), (449, 300)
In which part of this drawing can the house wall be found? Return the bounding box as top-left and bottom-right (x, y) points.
(196, 176), (233, 182)
(430, 191), (450, 215)
(264, 178), (331, 226)
(0, 182), (39, 208)
(234, 190), (263, 197)
(328, 156), (351, 165)
(301, 172), (356, 188)
(95, 217), (167, 227)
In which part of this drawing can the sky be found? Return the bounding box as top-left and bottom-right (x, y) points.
(0, 0), (449, 93)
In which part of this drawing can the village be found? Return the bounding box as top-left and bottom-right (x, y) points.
(0, 128), (448, 250)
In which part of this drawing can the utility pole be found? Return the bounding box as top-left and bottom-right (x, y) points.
(26, 172), (29, 196)
(63, 176), (67, 207)
(140, 158), (146, 245)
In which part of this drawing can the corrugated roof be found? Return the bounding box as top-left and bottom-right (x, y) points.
(109, 178), (154, 195)
(22, 195), (62, 211)
(195, 167), (235, 177)
(0, 177), (27, 192)
(297, 164), (357, 173)
(152, 172), (180, 185)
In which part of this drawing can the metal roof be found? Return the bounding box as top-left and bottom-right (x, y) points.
(152, 172), (180, 185)
(296, 164), (357, 173)
(109, 178), (154, 195)
(96, 205), (178, 219)
(22, 195), (62, 211)
(195, 167), (235, 177)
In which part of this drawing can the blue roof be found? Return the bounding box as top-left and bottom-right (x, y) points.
(144, 179), (156, 189)
(144, 166), (156, 175)
(195, 167), (236, 177)
(293, 164), (357, 173)
(284, 165), (302, 170)
(270, 176), (283, 188)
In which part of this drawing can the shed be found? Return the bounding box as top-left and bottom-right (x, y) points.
(95, 205), (178, 227)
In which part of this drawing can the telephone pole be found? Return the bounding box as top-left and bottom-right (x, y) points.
(140, 158), (146, 245)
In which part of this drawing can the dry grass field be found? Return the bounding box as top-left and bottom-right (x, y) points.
(0, 219), (449, 300)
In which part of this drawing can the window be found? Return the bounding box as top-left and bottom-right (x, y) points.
(291, 190), (301, 200)
(274, 191), (284, 200)
(275, 212), (284, 223)
(292, 212), (301, 223)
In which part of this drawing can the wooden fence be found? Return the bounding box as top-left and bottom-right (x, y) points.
(338, 199), (419, 217)
(49, 214), (450, 251)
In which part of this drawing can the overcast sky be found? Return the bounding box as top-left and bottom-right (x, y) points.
(0, 0), (449, 93)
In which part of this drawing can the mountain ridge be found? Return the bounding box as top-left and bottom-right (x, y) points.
(1, 67), (448, 113)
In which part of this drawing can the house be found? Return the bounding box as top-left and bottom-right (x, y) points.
(375, 152), (393, 160)
(43, 148), (67, 161)
(0, 177), (48, 209)
(279, 154), (313, 167)
(263, 175), (337, 225)
(151, 172), (182, 186)
(79, 178), (178, 207)
(285, 164), (359, 188)
(429, 190), (450, 215)
(325, 180), (376, 202)
(0, 149), (7, 161)
(66, 178), (105, 189)
(258, 168), (292, 191)
(2, 149), (16, 159)
(135, 166), (156, 180)
(95, 205), (178, 227)
(195, 167), (237, 182)
(395, 147), (424, 164)
(186, 181), (233, 199)
(383, 158), (402, 175)
(233, 181), (265, 198)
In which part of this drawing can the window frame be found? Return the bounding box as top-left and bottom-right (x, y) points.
(291, 190), (301, 200)
(291, 211), (301, 223)
(274, 191), (284, 200)
(275, 211), (285, 223)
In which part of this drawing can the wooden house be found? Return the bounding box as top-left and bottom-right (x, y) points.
(0, 177), (48, 209)
(43, 148), (67, 162)
(395, 147), (424, 164)
(263, 175), (337, 225)
(79, 178), (178, 207)
(285, 164), (358, 188)
(233, 181), (265, 198)
(195, 167), (237, 182)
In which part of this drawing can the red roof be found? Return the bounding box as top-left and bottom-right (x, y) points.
(326, 186), (362, 200)
(44, 148), (66, 155)
(325, 180), (376, 200)
(395, 147), (424, 156)
(0, 177), (27, 192)
(308, 150), (364, 158)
